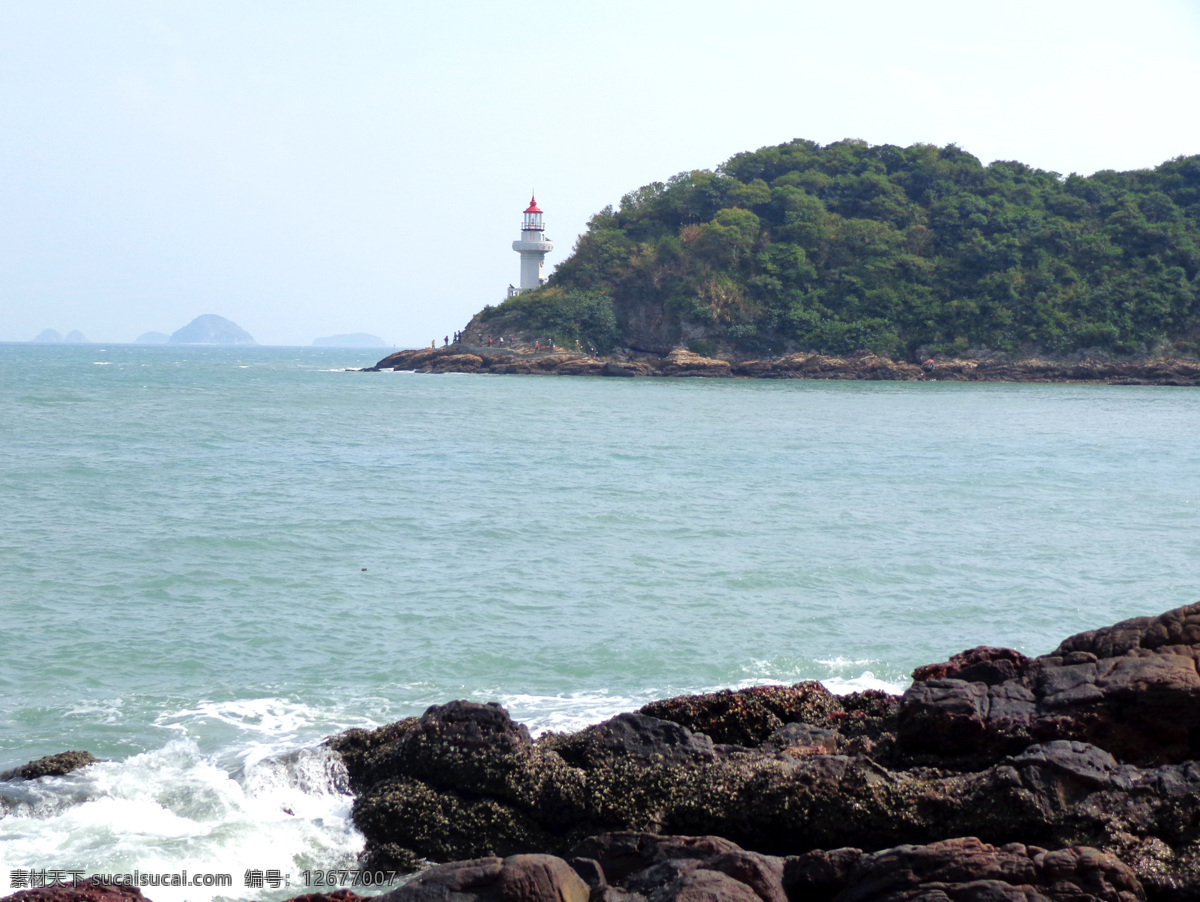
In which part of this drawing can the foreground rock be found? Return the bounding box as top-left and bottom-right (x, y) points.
(374, 833), (1142, 902)
(0, 751), (99, 781)
(368, 346), (1200, 384)
(329, 603), (1200, 900)
(899, 604), (1200, 767)
(0, 888), (366, 902)
(0, 836), (1146, 902)
(378, 854), (589, 902)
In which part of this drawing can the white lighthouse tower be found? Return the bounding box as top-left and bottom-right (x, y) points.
(508, 195), (553, 297)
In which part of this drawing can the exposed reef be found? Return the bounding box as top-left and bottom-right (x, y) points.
(367, 345), (1200, 385)
(321, 603), (1200, 901)
(0, 751), (99, 782)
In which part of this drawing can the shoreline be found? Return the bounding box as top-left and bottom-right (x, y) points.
(8, 602), (1200, 900)
(367, 344), (1200, 385)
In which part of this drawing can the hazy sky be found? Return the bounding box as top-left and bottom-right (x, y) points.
(3, 1), (1199, 347)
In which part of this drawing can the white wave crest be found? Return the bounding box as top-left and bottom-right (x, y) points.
(0, 739), (363, 902)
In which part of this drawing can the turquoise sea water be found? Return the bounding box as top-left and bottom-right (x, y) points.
(3, 342), (1200, 898)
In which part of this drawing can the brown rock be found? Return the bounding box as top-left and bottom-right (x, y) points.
(912, 647), (1032, 685)
(554, 357), (606, 376)
(624, 860), (702, 896)
(760, 723), (839, 757)
(897, 602), (1200, 766)
(496, 855), (593, 902)
(1053, 606), (1200, 658)
(656, 350), (732, 378)
(430, 354), (483, 373)
(782, 847), (864, 898)
(646, 869), (760, 902)
(551, 714), (715, 768)
(700, 852), (785, 902)
(378, 855), (590, 902)
(639, 683), (844, 748)
(591, 890), (646, 902)
(836, 837), (1143, 902)
(376, 348), (443, 370)
(603, 361), (655, 377)
(377, 857), (503, 902)
(729, 360), (775, 377)
(567, 834), (743, 885)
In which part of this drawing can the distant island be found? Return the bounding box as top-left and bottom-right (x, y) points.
(169, 314), (255, 345)
(448, 138), (1200, 370)
(31, 329), (88, 343)
(313, 332), (388, 348)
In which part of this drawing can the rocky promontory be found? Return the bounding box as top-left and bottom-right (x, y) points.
(368, 345), (1200, 385)
(316, 602), (1200, 901)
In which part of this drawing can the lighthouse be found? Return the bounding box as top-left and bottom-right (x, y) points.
(509, 195), (553, 297)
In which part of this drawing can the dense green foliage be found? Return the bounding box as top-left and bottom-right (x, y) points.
(484, 139), (1200, 358)
(474, 287), (621, 352)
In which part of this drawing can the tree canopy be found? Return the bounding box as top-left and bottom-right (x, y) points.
(474, 139), (1200, 358)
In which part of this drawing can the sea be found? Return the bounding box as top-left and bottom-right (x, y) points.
(2, 342), (1199, 900)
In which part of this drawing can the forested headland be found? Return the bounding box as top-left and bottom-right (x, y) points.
(466, 139), (1200, 361)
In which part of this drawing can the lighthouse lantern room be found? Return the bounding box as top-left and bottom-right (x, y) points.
(509, 195), (553, 297)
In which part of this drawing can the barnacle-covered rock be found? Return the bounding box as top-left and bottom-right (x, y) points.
(329, 604), (1200, 897)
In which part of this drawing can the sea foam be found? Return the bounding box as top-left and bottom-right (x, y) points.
(0, 738), (363, 902)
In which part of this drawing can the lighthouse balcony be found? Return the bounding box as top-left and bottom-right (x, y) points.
(512, 239), (553, 253)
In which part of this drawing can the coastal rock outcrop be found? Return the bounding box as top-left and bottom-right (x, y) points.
(368, 346), (1200, 384)
(0, 889), (368, 902)
(372, 833), (1143, 902)
(377, 854), (590, 902)
(15, 607), (1200, 902)
(0, 836), (1146, 902)
(897, 604), (1200, 767)
(328, 603), (1200, 900)
(0, 750), (99, 781)
(656, 348), (733, 377)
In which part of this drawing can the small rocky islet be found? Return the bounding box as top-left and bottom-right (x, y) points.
(366, 344), (1200, 385)
(12, 604), (1200, 901)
